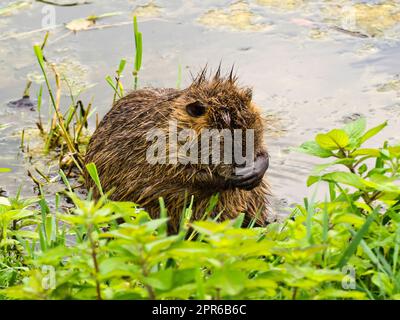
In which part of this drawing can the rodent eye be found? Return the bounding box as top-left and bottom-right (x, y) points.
(186, 101), (206, 117)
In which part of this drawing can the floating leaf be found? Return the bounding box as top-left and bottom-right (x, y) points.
(132, 2), (162, 18)
(198, 1), (272, 32)
(65, 18), (95, 32)
(65, 12), (123, 32)
(323, 2), (400, 38)
(256, 0), (305, 11)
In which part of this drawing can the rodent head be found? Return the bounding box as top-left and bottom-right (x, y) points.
(166, 67), (269, 191)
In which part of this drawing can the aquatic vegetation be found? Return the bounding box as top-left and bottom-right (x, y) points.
(65, 12), (124, 32)
(48, 58), (95, 97)
(65, 18), (95, 32)
(132, 1), (162, 18)
(1, 0), (400, 301)
(26, 71), (45, 85)
(256, 0), (304, 11)
(106, 59), (127, 104)
(105, 15), (142, 97)
(23, 16), (142, 187)
(0, 1), (30, 17)
(323, 0), (400, 38)
(377, 75), (400, 94)
(198, 1), (272, 32)
(133, 16), (143, 90)
(1, 119), (400, 299)
(31, 37), (92, 175)
(309, 28), (328, 40)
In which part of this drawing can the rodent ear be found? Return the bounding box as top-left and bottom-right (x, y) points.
(243, 88), (253, 102)
(186, 101), (207, 117)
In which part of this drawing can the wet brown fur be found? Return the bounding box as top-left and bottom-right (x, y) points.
(85, 67), (269, 233)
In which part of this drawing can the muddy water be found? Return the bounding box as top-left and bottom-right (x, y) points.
(0, 0), (399, 217)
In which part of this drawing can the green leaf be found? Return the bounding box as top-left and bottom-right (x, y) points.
(144, 236), (179, 254)
(118, 58), (127, 75)
(0, 168), (12, 173)
(133, 16), (142, 72)
(11, 230), (39, 240)
(360, 121), (387, 144)
(143, 269), (174, 291)
(337, 209), (377, 268)
(372, 272), (393, 295)
(207, 268), (246, 296)
(33, 45), (45, 69)
(343, 118), (366, 147)
(312, 158), (355, 174)
(294, 141), (334, 158)
(105, 75), (117, 91)
(143, 218), (170, 232)
(351, 148), (381, 158)
(316, 129), (350, 150)
(232, 212), (245, 228)
(158, 197), (168, 236)
(321, 172), (368, 190)
(333, 213), (366, 227)
(388, 146), (400, 157)
(85, 162), (104, 196)
(315, 288), (366, 299)
(59, 169), (72, 193)
(135, 32), (143, 72)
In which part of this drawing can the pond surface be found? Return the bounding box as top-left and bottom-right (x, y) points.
(0, 0), (400, 217)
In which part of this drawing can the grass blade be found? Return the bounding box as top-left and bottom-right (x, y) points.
(85, 162), (104, 197)
(337, 208), (377, 268)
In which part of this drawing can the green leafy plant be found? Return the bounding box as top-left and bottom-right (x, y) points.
(2, 16), (400, 299)
(106, 59), (127, 104)
(1, 118), (400, 300)
(0, 192), (38, 289)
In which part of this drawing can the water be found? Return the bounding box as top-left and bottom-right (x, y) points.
(1, 0), (400, 217)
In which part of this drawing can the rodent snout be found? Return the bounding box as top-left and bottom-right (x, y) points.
(225, 153), (269, 191)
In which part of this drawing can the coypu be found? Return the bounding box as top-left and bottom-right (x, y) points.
(85, 67), (270, 232)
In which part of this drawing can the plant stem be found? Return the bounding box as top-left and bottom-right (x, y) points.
(87, 226), (102, 300)
(138, 248), (156, 299)
(292, 287), (298, 300)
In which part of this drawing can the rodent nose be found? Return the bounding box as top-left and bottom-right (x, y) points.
(226, 153), (269, 191)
